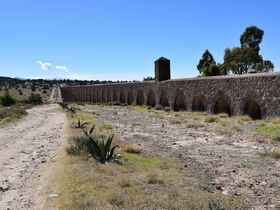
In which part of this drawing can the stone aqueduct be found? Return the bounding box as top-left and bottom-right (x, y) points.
(60, 73), (280, 119)
(60, 58), (280, 119)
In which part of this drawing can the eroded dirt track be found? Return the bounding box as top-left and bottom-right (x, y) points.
(0, 105), (64, 210)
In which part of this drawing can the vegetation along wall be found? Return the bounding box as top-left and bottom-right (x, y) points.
(60, 73), (280, 119)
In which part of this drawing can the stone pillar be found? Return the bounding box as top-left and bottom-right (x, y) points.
(155, 57), (171, 82)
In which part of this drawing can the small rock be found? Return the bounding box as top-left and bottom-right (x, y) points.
(41, 159), (47, 163)
(48, 193), (59, 198)
(0, 180), (10, 192)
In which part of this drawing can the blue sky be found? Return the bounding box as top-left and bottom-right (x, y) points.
(0, 0), (279, 81)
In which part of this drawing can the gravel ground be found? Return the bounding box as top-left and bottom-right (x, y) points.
(82, 105), (280, 210)
(0, 104), (65, 210)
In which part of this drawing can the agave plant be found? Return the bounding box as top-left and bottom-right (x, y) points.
(83, 126), (119, 164)
(74, 119), (88, 129)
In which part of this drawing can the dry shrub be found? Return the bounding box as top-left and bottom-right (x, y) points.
(205, 116), (219, 123)
(147, 173), (165, 185)
(122, 144), (142, 154)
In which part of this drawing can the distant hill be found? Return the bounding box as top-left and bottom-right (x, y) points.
(0, 76), (137, 103)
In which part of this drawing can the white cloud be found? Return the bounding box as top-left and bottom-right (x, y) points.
(36, 61), (52, 70)
(56, 65), (68, 71)
(36, 60), (52, 70)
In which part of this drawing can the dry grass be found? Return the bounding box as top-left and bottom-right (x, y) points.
(100, 123), (113, 130)
(260, 148), (280, 159)
(256, 118), (280, 142)
(122, 144), (142, 154)
(43, 109), (246, 210)
(204, 116), (219, 123)
(47, 151), (245, 210)
(0, 105), (27, 126)
(132, 106), (150, 113)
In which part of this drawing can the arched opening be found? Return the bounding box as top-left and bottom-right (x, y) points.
(243, 99), (262, 120)
(97, 89), (102, 103)
(107, 90), (112, 102)
(174, 91), (186, 111)
(127, 91), (133, 105)
(213, 95), (231, 116)
(136, 90), (144, 105)
(159, 91), (169, 108)
(147, 90), (156, 107)
(120, 90), (126, 104)
(113, 89), (118, 102)
(102, 90), (107, 103)
(192, 96), (206, 112)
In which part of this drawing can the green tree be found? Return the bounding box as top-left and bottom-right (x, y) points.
(222, 26), (274, 74)
(197, 50), (223, 76)
(255, 60), (274, 73)
(28, 93), (42, 105)
(223, 47), (263, 74)
(240, 26), (264, 52)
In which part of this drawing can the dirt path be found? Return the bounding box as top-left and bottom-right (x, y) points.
(0, 104), (65, 210)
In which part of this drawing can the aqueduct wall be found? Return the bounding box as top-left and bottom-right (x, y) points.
(60, 73), (280, 119)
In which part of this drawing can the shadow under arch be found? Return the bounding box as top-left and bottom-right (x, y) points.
(120, 90), (126, 104)
(213, 93), (232, 116)
(136, 90), (144, 105)
(97, 89), (102, 102)
(102, 89), (107, 103)
(113, 89), (118, 102)
(174, 90), (186, 111)
(147, 90), (156, 107)
(243, 98), (262, 120)
(192, 96), (206, 112)
(159, 90), (169, 108)
(127, 90), (134, 105)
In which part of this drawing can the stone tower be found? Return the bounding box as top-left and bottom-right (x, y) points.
(155, 57), (171, 82)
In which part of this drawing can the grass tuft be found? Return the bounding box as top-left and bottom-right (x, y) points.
(0, 105), (27, 126)
(147, 173), (165, 185)
(122, 144), (142, 154)
(205, 116), (219, 123)
(259, 148), (280, 159)
(101, 123), (113, 130)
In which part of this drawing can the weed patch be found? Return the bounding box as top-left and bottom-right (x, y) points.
(0, 105), (27, 126)
(205, 116), (219, 123)
(122, 144), (142, 154)
(256, 120), (280, 141)
(259, 148), (280, 159)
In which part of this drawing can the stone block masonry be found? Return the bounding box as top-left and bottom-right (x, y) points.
(61, 72), (280, 119)
(60, 57), (280, 119)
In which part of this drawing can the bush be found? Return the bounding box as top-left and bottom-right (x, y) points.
(0, 106), (27, 125)
(18, 89), (23, 95)
(66, 136), (91, 156)
(0, 91), (16, 106)
(28, 93), (42, 105)
(31, 84), (36, 92)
